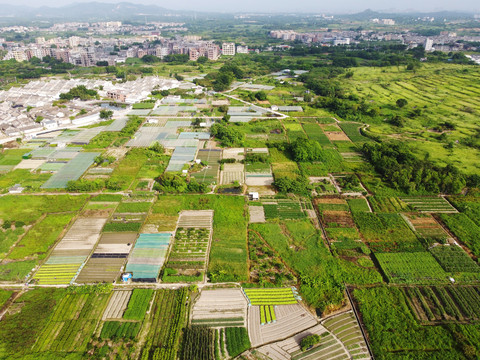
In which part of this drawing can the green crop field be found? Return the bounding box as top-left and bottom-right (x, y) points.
(353, 286), (480, 359)
(262, 199), (306, 219)
(132, 102), (155, 109)
(302, 123), (331, 145)
(347, 198), (370, 213)
(152, 195), (248, 282)
(439, 213), (480, 258)
(7, 213), (74, 260)
(116, 201), (152, 213)
(353, 212), (423, 252)
(141, 289), (187, 360)
(376, 252), (449, 284)
(338, 122), (372, 143)
(123, 289), (154, 320)
(430, 246), (480, 274)
(34, 291), (109, 352)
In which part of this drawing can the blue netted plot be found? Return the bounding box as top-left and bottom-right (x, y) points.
(178, 132), (210, 140)
(127, 127), (165, 147)
(164, 120), (192, 128)
(39, 162), (67, 172)
(151, 106), (179, 116)
(166, 146), (198, 172)
(128, 109), (151, 116)
(30, 147), (57, 159)
(69, 127), (106, 145)
(161, 139), (199, 148)
(125, 233), (172, 281)
(106, 118), (128, 131)
(49, 148), (81, 160)
(41, 152), (100, 188)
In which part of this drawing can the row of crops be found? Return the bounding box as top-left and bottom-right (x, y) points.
(163, 227), (211, 283)
(141, 288), (187, 360)
(243, 288), (297, 305)
(33, 292), (109, 352)
(403, 285), (480, 322)
(260, 305), (276, 325)
(261, 199), (307, 220)
(401, 197), (457, 213)
(302, 123), (332, 145)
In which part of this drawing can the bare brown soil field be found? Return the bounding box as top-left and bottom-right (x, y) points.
(322, 211), (355, 227)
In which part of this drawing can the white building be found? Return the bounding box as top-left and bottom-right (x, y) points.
(68, 36), (80, 48)
(222, 42), (236, 56)
(156, 47), (170, 59)
(424, 38), (434, 52)
(333, 38), (350, 46)
(41, 119), (58, 130)
(12, 50), (27, 62)
(237, 45), (249, 54)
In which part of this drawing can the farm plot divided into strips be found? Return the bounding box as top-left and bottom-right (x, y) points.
(191, 149), (222, 184)
(401, 197), (458, 213)
(402, 285), (480, 324)
(125, 232), (172, 282)
(191, 288), (248, 327)
(261, 199), (309, 220)
(245, 288), (318, 347)
(33, 217), (107, 285)
(76, 233), (137, 284)
(163, 210), (214, 283)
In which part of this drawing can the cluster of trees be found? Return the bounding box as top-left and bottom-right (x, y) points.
(273, 176), (311, 195)
(66, 178), (124, 192)
(154, 173), (208, 193)
(99, 109), (113, 119)
(212, 63), (245, 92)
(362, 142), (466, 194)
(298, 69), (382, 121)
(0, 56), (75, 80)
(210, 123), (244, 147)
(289, 139), (324, 162)
(59, 85), (98, 101)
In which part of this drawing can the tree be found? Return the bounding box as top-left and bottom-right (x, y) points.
(396, 98), (408, 108)
(210, 123), (243, 146)
(254, 91), (268, 101)
(290, 139), (323, 162)
(301, 334), (321, 351)
(59, 85), (98, 101)
(141, 55), (159, 63)
(154, 173), (208, 193)
(213, 72), (234, 92)
(389, 115), (405, 127)
(197, 56), (208, 64)
(99, 109), (113, 120)
(149, 142), (165, 154)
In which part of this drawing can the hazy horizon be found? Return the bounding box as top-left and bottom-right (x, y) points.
(1, 0), (479, 14)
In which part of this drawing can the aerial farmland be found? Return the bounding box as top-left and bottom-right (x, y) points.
(0, 15), (480, 360)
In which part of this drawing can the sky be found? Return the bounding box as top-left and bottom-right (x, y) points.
(5, 0), (480, 13)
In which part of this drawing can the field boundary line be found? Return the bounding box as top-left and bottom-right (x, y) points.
(344, 285), (375, 360)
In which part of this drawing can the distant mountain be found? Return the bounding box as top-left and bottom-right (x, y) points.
(339, 8), (474, 21)
(0, 3), (475, 24)
(0, 2), (193, 22)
